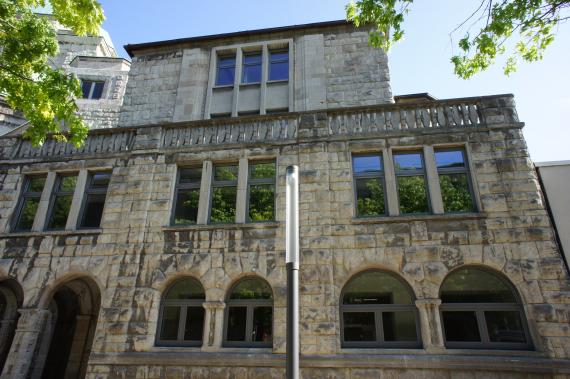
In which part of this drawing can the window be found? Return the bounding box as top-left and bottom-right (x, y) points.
(79, 172), (110, 228)
(216, 55), (236, 86)
(440, 267), (532, 350)
(80, 80), (104, 99)
(393, 151), (429, 214)
(435, 149), (475, 213)
(157, 278), (205, 346)
(269, 50), (288, 81)
(172, 168), (201, 225)
(248, 161), (276, 222)
(209, 164), (238, 223)
(46, 175), (77, 230)
(224, 277), (273, 347)
(242, 52), (262, 84)
(352, 155), (386, 217)
(12, 176), (46, 232)
(341, 270), (421, 348)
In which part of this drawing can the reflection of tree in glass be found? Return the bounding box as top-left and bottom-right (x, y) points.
(356, 178), (385, 216)
(440, 174), (473, 212)
(19, 199), (39, 229)
(50, 196), (73, 228)
(250, 163), (275, 179)
(249, 185), (274, 221)
(398, 176), (428, 214)
(211, 187), (236, 223)
(174, 189), (200, 224)
(215, 166), (238, 181)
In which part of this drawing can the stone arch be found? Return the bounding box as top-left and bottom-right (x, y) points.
(32, 275), (101, 379)
(0, 278), (23, 375)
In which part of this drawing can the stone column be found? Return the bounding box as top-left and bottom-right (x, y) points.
(0, 308), (51, 379)
(201, 301), (226, 352)
(415, 299), (445, 352)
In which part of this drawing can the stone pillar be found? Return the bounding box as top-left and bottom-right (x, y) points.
(235, 158), (249, 223)
(0, 308), (51, 379)
(415, 299), (445, 352)
(201, 301), (226, 352)
(64, 315), (92, 378)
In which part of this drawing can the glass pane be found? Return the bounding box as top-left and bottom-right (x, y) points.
(0, 291), (6, 319)
(440, 173), (474, 213)
(80, 193), (106, 228)
(355, 177), (385, 217)
(92, 82), (104, 99)
(47, 195), (73, 230)
(216, 67), (235, 86)
(485, 311), (527, 343)
(442, 311), (481, 342)
(230, 278), (272, 299)
(28, 177), (46, 193)
(214, 165), (238, 181)
(436, 150), (466, 169)
(249, 184), (275, 222)
(270, 51), (288, 62)
(15, 198), (39, 231)
(81, 81), (91, 98)
(353, 155), (382, 174)
(179, 168), (202, 184)
(210, 186), (236, 223)
(242, 64), (261, 83)
(382, 311), (417, 341)
(252, 306), (272, 342)
(243, 54), (262, 65)
(441, 268), (517, 303)
(343, 271), (412, 305)
(397, 176), (429, 214)
(343, 312), (376, 342)
(227, 306), (247, 341)
(184, 306), (205, 341)
(218, 56), (236, 68)
(269, 61), (288, 81)
(174, 188), (199, 225)
(91, 172), (111, 189)
(166, 278), (205, 300)
(249, 162), (275, 180)
(59, 176), (77, 192)
(160, 306), (181, 340)
(394, 153), (423, 171)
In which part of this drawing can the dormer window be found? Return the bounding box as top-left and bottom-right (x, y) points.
(80, 80), (104, 99)
(269, 50), (288, 81)
(241, 52), (262, 84)
(216, 56), (236, 86)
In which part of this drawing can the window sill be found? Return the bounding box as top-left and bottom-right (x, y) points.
(0, 228), (102, 238)
(164, 222), (280, 232)
(239, 82), (261, 87)
(267, 79), (288, 85)
(339, 347), (543, 357)
(352, 212), (484, 225)
(213, 85), (234, 89)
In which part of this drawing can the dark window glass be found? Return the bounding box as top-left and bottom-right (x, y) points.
(382, 311), (418, 341)
(485, 311), (526, 343)
(252, 307), (272, 342)
(80, 80), (105, 99)
(81, 80), (92, 99)
(210, 165), (238, 223)
(230, 278), (272, 300)
(161, 306), (181, 341)
(242, 53), (262, 84)
(353, 155), (386, 217)
(80, 172), (110, 228)
(248, 162), (275, 222)
(269, 50), (288, 81)
(184, 307), (205, 341)
(343, 312), (376, 341)
(216, 56), (236, 86)
(442, 311), (481, 342)
(13, 176), (46, 232)
(441, 267), (517, 303)
(393, 152), (429, 214)
(47, 175), (77, 230)
(165, 278), (205, 300)
(173, 168), (201, 225)
(435, 149), (475, 213)
(227, 307), (247, 341)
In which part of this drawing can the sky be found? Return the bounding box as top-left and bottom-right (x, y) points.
(97, 0), (570, 163)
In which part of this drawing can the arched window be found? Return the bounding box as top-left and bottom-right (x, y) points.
(156, 278), (205, 346)
(440, 267), (532, 350)
(224, 277), (273, 347)
(340, 270), (421, 348)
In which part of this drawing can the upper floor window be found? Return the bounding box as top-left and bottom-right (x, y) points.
(216, 55), (236, 86)
(157, 278), (205, 346)
(248, 161), (276, 222)
(393, 151), (429, 214)
(46, 175), (77, 230)
(79, 172), (110, 228)
(210, 164), (238, 223)
(242, 52), (262, 84)
(12, 176), (46, 232)
(269, 50), (288, 81)
(353, 154), (386, 217)
(172, 168), (201, 225)
(81, 80), (104, 99)
(435, 149), (475, 213)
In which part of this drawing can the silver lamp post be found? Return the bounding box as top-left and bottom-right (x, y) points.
(285, 165), (299, 379)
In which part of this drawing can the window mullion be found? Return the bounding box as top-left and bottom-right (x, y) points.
(477, 308), (491, 344)
(246, 305), (254, 343)
(177, 306), (187, 342)
(376, 310), (384, 345)
(424, 145), (444, 214)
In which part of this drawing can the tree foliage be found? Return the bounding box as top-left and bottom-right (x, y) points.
(0, 0), (104, 146)
(346, 0), (570, 78)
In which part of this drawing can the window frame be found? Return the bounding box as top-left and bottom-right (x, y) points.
(434, 147), (477, 213)
(439, 267), (533, 350)
(170, 167), (202, 226)
(78, 171), (111, 229)
(11, 175), (46, 232)
(268, 49), (289, 82)
(80, 79), (105, 100)
(246, 160), (276, 223)
(208, 164), (238, 224)
(393, 150), (431, 215)
(340, 270), (422, 349)
(215, 54), (237, 87)
(352, 153), (387, 218)
(45, 174), (77, 231)
(155, 278), (205, 347)
(241, 51), (262, 85)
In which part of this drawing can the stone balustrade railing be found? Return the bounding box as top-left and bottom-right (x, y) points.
(0, 94), (519, 161)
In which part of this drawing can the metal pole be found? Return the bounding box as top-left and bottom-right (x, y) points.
(285, 165), (299, 379)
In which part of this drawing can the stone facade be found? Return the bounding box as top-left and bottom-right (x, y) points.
(0, 20), (570, 379)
